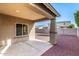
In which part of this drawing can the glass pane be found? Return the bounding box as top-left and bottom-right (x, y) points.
(23, 25), (28, 35)
(16, 24), (22, 36)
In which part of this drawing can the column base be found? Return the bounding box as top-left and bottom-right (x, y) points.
(49, 41), (57, 45)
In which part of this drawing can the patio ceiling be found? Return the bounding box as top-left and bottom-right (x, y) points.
(0, 3), (59, 21)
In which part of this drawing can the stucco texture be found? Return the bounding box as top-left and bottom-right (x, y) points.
(0, 14), (35, 46)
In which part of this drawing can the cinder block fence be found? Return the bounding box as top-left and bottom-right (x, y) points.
(57, 28), (77, 36)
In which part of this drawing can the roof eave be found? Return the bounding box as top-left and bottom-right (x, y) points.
(43, 3), (60, 17)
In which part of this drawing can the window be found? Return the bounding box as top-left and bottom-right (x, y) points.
(16, 24), (22, 36)
(16, 24), (28, 36)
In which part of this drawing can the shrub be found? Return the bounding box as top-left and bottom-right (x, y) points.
(67, 24), (75, 28)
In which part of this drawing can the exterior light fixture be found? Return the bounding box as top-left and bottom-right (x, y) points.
(16, 10), (20, 13)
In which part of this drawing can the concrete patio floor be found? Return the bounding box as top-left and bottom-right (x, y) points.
(42, 35), (79, 56)
(0, 39), (52, 56)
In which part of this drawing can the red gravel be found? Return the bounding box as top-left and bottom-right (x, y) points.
(42, 35), (79, 56)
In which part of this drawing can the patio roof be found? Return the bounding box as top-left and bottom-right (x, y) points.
(43, 3), (60, 17)
(0, 3), (60, 21)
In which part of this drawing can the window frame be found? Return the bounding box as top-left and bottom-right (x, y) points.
(16, 23), (28, 37)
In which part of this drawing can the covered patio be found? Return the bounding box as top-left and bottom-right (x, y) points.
(0, 3), (60, 56)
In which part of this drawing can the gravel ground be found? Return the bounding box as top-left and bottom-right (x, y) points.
(42, 35), (79, 56)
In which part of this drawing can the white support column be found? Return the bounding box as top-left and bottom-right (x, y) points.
(29, 22), (35, 40)
(49, 19), (57, 45)
(77, 27), (79, 38)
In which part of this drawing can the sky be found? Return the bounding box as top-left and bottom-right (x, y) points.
(36, 3), (79, 27)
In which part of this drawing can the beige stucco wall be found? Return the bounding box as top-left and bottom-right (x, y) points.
(0, 14), (35, 46)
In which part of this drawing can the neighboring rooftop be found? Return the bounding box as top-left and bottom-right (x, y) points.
(56, 21), (71, 24)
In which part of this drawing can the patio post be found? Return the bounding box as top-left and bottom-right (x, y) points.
(49, 19), (57, 45)
(29, 22), (35, 40)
